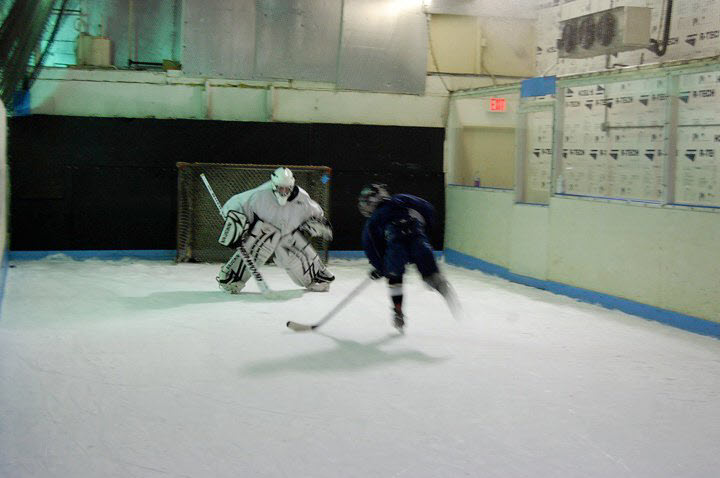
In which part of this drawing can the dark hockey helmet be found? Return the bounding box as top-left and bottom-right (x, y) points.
(358, 183), (390, 217)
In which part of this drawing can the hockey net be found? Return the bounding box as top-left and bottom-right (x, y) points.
(176, 163), (332, 263)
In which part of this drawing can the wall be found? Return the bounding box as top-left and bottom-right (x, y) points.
(32, 0), (533, 95)
(460, 126), (516, 188)
(425, 0), (541, 80)
(17, 2), (529, 257)
(445, 186), (720, 325)
(0, 100), (6, 272)
(29, 69), (450, 127)
(446, 91), (521, 185)
(425, 0), (539, 19)
(441, 0), (720, 330)
(37, 0), (181, 69)
(537, 0), (720, 76)
(7, 116), (445, 252)
(509, 203), (550, 279)
(427, 14), (537, 78)
(477, 16), (537, 78)
(548, 197), (720, 320)
(445, 187), (514, 266)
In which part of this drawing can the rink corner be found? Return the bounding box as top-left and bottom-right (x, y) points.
(445, 248), (720, 340)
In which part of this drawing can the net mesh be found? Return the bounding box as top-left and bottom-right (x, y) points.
(176, 163), (332, 263)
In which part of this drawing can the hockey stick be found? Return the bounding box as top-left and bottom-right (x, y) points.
(200, 173), (273, 296)
(286, 277), (372, 332)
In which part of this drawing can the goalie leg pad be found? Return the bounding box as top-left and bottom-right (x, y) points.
(217, 249), (246, 293)
(274, 231), (334, 290)
(218, 210), (248, 248)
(217, 221), (280, 292)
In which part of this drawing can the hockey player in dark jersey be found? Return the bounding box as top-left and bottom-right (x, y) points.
(358, 184), (459, 332)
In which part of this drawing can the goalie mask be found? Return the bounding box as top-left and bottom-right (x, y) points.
(270, 167), (295, 205)
(358, 183), (390, 217)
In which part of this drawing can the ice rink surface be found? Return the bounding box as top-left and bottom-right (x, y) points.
(1, 255), (719, 478)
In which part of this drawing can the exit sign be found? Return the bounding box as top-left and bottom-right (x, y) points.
(489, 98), (506, 112)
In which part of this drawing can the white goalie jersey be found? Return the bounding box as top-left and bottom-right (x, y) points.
(221, 181), (324, 236)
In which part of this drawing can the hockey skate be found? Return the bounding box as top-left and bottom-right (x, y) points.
(217, 277), (245, 294)
(216, 251), (247, 294)
(306, 268), (335, 292)
(392, 306), (405, 333)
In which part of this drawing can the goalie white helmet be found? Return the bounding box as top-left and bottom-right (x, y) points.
(270, 167), (295, 205)
(358, 183), (390, 217)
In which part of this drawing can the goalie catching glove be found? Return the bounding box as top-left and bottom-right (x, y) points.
(218, 210), (248, 248)
(299, 217), (333, 241)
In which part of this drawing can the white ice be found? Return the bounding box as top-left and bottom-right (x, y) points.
(1, 255), (719, 478)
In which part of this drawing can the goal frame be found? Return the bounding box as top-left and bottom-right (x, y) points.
(176, 162), (332, 264)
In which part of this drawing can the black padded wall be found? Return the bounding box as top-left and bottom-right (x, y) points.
(8, 115), (445, 252)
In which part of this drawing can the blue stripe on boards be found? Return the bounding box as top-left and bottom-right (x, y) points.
(445, 248), (720, 339)
(9, 250), (176, 261)
(328, 251), (444, 260)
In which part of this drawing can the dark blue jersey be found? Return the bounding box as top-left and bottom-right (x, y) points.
(361, 194), (437, 275)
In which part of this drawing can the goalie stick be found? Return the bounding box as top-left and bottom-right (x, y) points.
(200, 173), (272, 296)
(286, 277), (372, 332)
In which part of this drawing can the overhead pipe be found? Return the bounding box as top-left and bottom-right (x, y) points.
(649, 0), (673, 57)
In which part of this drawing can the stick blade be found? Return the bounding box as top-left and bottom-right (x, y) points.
(286, 321), (316, 332)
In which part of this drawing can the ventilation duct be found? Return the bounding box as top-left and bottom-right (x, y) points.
(557, 6), (651, 59)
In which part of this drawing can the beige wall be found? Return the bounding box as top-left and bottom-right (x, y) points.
(477, 17), (536, 78)
(428, 15), (536, 78)
(459, 126), (515, 187)
(427, 15), (483, 74)
(445, 187), (513, 267)
(448, 93), (521, 185)
(548, 197), (720, 321)
(445, 186), (720, 324)
(509, 204), (550, 279)
(29, 69), (450, 128)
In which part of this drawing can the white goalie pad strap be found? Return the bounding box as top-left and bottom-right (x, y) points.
(274, 231), (324, 287)
(299, 217), (333, 241)
(218, 210), (248, 248)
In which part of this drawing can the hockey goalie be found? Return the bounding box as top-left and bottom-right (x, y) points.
(216, 167), (335, 293)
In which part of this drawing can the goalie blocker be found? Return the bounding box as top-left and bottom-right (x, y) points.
(218, 210), (248, 248)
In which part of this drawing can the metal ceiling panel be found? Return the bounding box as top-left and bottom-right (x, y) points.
(338, 0), (428, 94)
(254, 0), (342, 82)
(182, 0), (256, 78)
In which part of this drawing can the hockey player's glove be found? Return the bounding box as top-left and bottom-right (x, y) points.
(299, 217), (333, 241)
(218, 210), (248, 249)
(369, 269), (384, 280)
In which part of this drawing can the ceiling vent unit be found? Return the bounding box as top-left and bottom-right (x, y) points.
(558, 6), (651, 59)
